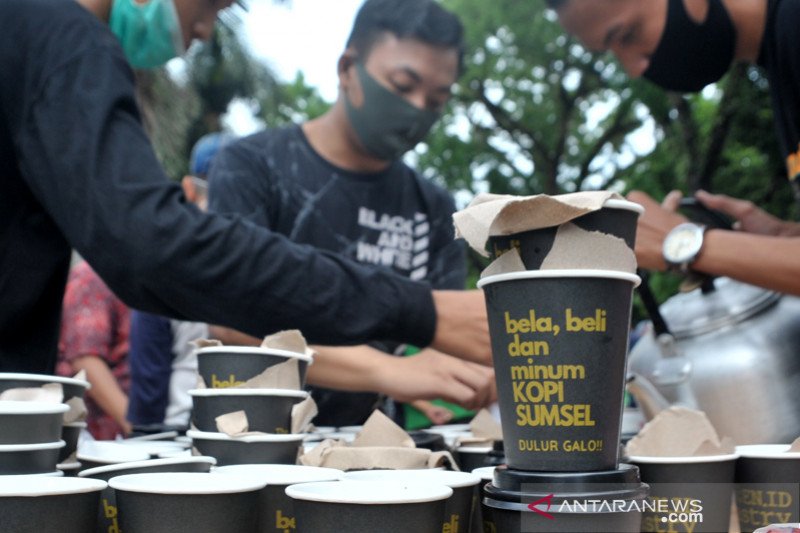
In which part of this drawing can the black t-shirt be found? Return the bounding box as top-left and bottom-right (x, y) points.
(0, 0), (437, 373)
(759, 0), (800, 184)
(209, 126), (466, 425)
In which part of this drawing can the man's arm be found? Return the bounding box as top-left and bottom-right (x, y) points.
(208, 326), (495, 409)
(17, 41), (473, 352)
(629, 190), (800, 295)
(69, 355), (131, 435)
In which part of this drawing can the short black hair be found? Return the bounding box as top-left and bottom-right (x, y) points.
(544, 0), (568, 8)
(346, 0), (465, 73)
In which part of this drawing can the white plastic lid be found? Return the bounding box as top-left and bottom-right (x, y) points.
(213, 464), (344, 485)
(109, 472), (266, 494)
(285, 480), (452, 504)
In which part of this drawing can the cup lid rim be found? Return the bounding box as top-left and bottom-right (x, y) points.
(213, 464), (344, 484)
(109, 472), (267, 494)
(627, 453), (739, 464)
(343, 469), (481, 488)
(0, 439), (65, 451)
(0, 400), (70, 414)
(471, 466), (496, 480)
(78, 456), (217, 478)
(0, 372), (91, 390)
(735, 444), (800, 458)
(477, 269), (641, 288)
(186, 429), (306, 442)
(0, 476), (106, 496)
(604, 198), (645, 214)
(188, 388), (309, 398)
(285, 480), (453, 504)
(197, 345), (313, 362)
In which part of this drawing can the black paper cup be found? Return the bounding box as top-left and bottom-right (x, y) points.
(487, 199), (644, 267)
(110, 472), (265, 533)
(188, 429), (305, 465)
(189, 388), (308, 434)
(482, 463), (648, 533)
(59, 421), (86, 463)
(628, 453), (738, 533)
(344, 469), (481, 533)
(80, 456), (216, 533)
(477, 269), (640, 471)
(0, 372), (91, 401)
(735, 445), (800, 533)
(0, 400), (68, 444)
(0, 476), (106, 533)
(472, 467), (496, 533)
(0, 440), (65, 474)
(286, 480), (452, 533)
(214, 464), (344, 532)
(456, 445), (494, 472)
(196, 346), (312, 389)
(77, 441), (152, 471)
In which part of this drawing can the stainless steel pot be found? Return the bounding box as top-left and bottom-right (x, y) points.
(627, 276), (800, 444)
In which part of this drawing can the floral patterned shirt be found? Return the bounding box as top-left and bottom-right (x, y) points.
(57, 261), (130, 440)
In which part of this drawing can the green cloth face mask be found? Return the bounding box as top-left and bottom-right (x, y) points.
(345, 63), (441, 161)
(109, 0), (186, 69)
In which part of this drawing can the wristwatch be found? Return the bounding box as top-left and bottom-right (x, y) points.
(662, 222), (706, 273)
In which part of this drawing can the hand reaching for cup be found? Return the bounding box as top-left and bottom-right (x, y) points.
(626, 190), (688, 271)
(694, 190), (800, 236)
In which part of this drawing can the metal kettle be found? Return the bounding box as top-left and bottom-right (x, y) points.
(627, 275), (800, 444)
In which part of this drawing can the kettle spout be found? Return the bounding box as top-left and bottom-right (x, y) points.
(626, 373), (671, 421)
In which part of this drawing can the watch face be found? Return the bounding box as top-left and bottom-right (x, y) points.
(663, 223), (704, 263)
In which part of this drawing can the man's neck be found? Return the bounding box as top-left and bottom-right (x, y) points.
(726, 0), (767, 62)
(302, 102), (393, 174)
(75, 0), (111, 21)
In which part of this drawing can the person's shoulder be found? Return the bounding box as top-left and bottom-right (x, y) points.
(2, 0), (118, 63)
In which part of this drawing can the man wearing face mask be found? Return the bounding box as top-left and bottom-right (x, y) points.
(207, 0), (496, 426)
(0, 0), (493, 375)
(545, 0), (800, 296)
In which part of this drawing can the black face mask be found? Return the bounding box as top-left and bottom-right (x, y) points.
(345, 63), (441, 161)
(643, 0), (737, 92)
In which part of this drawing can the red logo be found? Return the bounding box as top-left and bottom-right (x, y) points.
(527, 494), (555, 520)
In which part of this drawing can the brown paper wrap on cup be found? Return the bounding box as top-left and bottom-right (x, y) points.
(300, 411), (456, 470)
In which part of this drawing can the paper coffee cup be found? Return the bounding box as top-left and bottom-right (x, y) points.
(629, 453), (738, 533)
(196, 346), (312, 389)
(286, 480), (452, 533)
(735, 445), (800, 533)
(487, 199), (643, 267)
(477, 269), (640, 471)
(482, 463), (648, 533)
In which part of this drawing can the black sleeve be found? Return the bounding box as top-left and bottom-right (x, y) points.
(14, 45), (437, 348)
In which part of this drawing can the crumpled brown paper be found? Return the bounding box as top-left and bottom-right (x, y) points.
(262, 329), (316, 359)
(454, 191), (623, 256)
(300, 410), (457, 471)
(212, 396), (318, 437)
(455, 409), (503, 448)
(625, 406), (736, 457)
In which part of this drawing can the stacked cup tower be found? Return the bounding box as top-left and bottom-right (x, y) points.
(474, 198), (650, 532)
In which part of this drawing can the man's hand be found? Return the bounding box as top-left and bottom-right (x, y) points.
(376, 349), (496, 410)
(695, 189), (800, 236)
(431, 289), (491, 366)
(627, 190), (688, 271)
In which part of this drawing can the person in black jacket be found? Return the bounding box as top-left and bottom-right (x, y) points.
(0, 0), (490, 374)
(546, 0), (800, 296)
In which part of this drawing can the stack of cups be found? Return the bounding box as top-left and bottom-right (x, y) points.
(0, 373), (91, 474)
(474, 197), (650, 532)
(187, 345), (313, 465)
